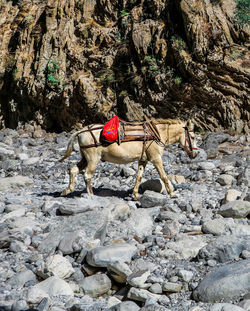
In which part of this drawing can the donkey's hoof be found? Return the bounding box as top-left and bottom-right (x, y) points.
(61, 188), (71, 196)
(133, 194), (140, 201)
(170, 192), (178, 199)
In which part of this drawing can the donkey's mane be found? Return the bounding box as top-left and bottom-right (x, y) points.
(152, 118), (184, 125)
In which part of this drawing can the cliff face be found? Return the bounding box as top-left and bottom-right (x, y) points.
(0, 0), (249, 132)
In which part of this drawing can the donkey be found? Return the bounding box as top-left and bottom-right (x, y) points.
(59, 119), (198, 199)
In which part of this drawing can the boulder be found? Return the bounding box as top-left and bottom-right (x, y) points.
(193, 259), (250, 302)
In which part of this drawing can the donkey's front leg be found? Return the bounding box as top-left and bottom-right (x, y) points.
(152, 158), (177, 198)
(133, 161), (147, 200)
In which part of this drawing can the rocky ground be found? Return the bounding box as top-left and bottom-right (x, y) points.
(0, 125), (249, 311)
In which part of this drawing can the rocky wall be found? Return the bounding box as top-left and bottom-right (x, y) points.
(0, 0), (249, 132)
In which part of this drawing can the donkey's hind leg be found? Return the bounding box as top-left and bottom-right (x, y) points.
(84, 158), (99, 195)
(61, 158), (87, 196)
(133, 161), (147, 200)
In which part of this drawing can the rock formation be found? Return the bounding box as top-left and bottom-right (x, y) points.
(0, 0), (249, 132)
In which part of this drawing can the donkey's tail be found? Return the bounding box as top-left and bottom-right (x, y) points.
(59, 129), (86, 162)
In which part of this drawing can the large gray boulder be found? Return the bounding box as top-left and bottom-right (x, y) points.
(38, 210), (108, 254)
(198, 235), (250, 263)
(193, 259), (250, 302)
(218, 200), (250, 218)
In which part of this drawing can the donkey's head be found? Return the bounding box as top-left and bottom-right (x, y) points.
(178, 120), (198, 159)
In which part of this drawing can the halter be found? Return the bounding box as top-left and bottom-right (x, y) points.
(183, 126), (198, 157)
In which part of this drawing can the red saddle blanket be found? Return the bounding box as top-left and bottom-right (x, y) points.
(101, 116), (119, 142)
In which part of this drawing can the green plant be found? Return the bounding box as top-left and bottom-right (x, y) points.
(171, 36), (186, 50)
(120, 10), (128, 17)
(166, 66), (174, 78)
(24, 15), (34, 21)
(143, 56), (160, 74)
(8, 99), (17, 112)
(173, 76), (182, 86)
(230, 46), (243, 60)
(99, 71), (115, 85)
(43, 59), (65, 91)
(115, 32), (122, 42)
(12, 68), (18, 78)
(235, 0), (250, 26)
(119, 90), (129, 97)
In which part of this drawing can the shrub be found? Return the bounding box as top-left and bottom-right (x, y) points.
(235, 0), (250, 26)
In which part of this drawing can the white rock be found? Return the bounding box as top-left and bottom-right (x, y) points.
(164, 234), (207, 260)
(0, 208), (26, 223)
(217, 174), (234, 186)
(127, 287), (161, 302)
(27, 288), (50, 304)
(0, 176), (34, 191)
(123, 209), (154, 238)
(224, 189), (242, 203)
(27, 276), (73, 303)
(86, 243), (137, 267)
(127, 270), (150, 288)
(45, 254), (75, 279)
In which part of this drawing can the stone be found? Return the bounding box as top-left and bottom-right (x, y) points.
(162, 282), (182, 292)
(36, 254), (74, 279)
(200, 133), (231, 151)
(7, 269), (37, 287)
(208, 303), (246, 311)
(0, 208), (26, 224)
(79, 274), (111, 297)
(58, 230), (100, 255)
(9, 240), (28, 253)
(120, 165), (136, 177)
(223, 189), (242, 203)
(4, 203), (21, 213)
(162, 220), (180, 236)
(199, 235), (250, 263)
(127, 287), (161, 302)
(38, 210), (108, 254)
(193, 259), (250, 302)
(140, 179), (166, 194)
(140, 191), (168, 208)
(127, 270), (150, 288)
(177, 269), (194, 282)
(27, 276), (74, 304)
(149, 283), (162, 294)
(197, 162), (216, 170)
(123, 208), (154, 238)
(11, 300), (28, 311)
(163, 234), (207, 260)
(217, 174), (234, 186)
(86, 243), (137, 267)
(159, 211), (186, 223)
(22, 157), (40, 166)
(0, 176), (34, 191)
(109, 301), (140, 311)
(202, 219), (228, 235)
(237, 167), (250, 187)
(218, 200), (250, 218)
(239, 299), (250, 311)
(106, 296), (122, 309)
(57, 197), (98, 215)
(107, 262), (132, 284)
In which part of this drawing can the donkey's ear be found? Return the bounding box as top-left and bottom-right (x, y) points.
(187, 119), (194, 131)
